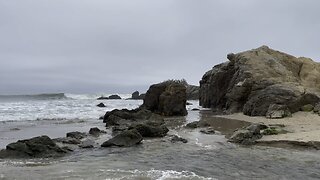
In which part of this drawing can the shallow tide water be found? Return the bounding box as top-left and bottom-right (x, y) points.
(0, 95), (320, 179)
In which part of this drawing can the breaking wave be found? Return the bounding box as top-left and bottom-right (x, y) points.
(0, 93), (68, 101)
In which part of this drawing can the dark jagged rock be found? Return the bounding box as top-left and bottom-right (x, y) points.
(89, 127), (106, 136)
(185, 121), (210, 129)
(132, 91), (140, 99)
(0, 136), (67, 158)
(142, 80), (187, 116)
(129, 123), (169, 137)
(200, 127), (216, 135)
(101, 129), (143, 147)
(97, 103), (106, 108)
(186, 121), (199, 129)
(66, 131), (87, 140)
(54, 137), (81, 145)
(229, 123), (267, 145)
(108, 95), (122, 99)
(103, 108), (164, 128)
(200, 46), (320, 116)
(170, 135), (188, 143)
(79, 139), (95, 148)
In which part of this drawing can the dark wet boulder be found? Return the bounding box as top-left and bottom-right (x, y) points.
(191, 108), (200, 111)
(108, 95), (122, 99)
(142, 80), (187, 116)
(200, 46), (320, 116)
(200, 127), (216, 135)
(103, 108), (164, 128)
(266, 104), (292, 119)
(89, 127), (106, 136)
(66, 131), (87, 140)
(229, 123), (267, 145)
(129, 123), (169, 137)
(79, 139), (95, 148)
(0, 136), (67, 158)
(101, 129), (143, 147)
(54, 137), (81, 145)
(170, 135), (188, 143)
(186, 121), (199, 129)
(97, 103), (106, 108)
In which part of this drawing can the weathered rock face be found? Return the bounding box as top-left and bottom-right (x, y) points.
(0, 136), (67, 158)
(142, 80), (187, 116)
(200, 46), (320, 116)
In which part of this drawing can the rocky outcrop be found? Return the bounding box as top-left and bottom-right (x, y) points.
(101, 129), (143, 147)
(66, 131), (87, 140)
(108, 95), (122, 99)
(97, 94), (122, 100)
(129, 123), (169, 137)
(229, 124), (267, 145)
(97, 103), (106, 107)
(0, 136), (67, 158)
(142, 80), (187, 116)
(200, 46), (320, 116)
(131, 91), (145, 100)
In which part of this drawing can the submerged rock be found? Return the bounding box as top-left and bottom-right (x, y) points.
(89, 127), (106, 136)
(229, 123), (267, 145)
(200, 127), (216, 135)
(66, 131), (87, 140)
(79, 139), (95, 148)
(129, 123), (169, 137)
(200, 46), (320, 116)
(101, 129), (143, 147)
(170, 135), (188, 143)
(97, 103), (106, 108)
(0, 136), (67, 158)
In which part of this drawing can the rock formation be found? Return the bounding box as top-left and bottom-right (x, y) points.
(200, 46), (320, 116)
(0, 136), (67, 158)
(142, 80), (188, 116)
(130, 91), (145, 100)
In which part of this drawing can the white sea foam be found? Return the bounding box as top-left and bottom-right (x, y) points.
(0, 94), (142, 122)
(103, 169), (216, 180)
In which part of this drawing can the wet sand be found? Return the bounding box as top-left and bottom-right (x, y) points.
(217, 112), (320, 148)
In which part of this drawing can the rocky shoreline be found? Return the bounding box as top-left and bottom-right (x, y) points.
(1, 46), (320, 159)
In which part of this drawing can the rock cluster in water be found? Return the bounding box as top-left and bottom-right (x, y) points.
(200, 46), (320, 117)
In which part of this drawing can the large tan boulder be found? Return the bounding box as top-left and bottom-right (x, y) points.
(200, 46), (320, 116)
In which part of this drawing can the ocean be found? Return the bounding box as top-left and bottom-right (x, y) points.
(0, 93), (320, 179)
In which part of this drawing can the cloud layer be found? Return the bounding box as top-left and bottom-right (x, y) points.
(0, 0), (319, 94)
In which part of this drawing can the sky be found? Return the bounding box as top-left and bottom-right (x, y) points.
(0, 0), (319, 94)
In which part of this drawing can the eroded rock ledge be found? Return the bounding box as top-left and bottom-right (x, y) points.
(200, 46), (320, 117)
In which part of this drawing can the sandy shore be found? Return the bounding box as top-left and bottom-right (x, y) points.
(217, 112), (320, 144)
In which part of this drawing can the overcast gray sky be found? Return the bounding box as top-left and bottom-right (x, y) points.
(0, 0), (319, 94)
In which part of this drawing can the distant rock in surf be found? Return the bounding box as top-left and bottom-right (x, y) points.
(130, 91), (145, 100)
(97, 102), (106, 107)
